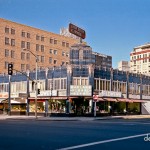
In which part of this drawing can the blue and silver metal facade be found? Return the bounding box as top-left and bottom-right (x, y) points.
(0, 43), (150, 116)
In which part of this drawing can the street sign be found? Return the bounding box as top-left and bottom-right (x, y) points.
(69, 23), (86, 39)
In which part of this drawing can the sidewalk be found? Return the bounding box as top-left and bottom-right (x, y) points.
(0, 114), (150, 121)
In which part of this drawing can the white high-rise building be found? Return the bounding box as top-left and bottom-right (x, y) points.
(130, 43), (150, 75)
(118, 61), (130, 71)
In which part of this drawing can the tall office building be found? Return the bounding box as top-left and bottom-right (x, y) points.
(0, 18), (79, 74)
(92, 52), (112, 69)
(130, 43), (150, 75)
(118, 61), (130, 72)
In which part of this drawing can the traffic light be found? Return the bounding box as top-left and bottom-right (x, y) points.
(37, 89), (40, 94)
(8, 63), (13, 75)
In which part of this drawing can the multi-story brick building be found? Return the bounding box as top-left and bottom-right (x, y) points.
(130, 43), (150, 75)
(0, 18), (79, 74)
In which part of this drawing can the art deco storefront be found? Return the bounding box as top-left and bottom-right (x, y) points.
(0, 43), (150, 116)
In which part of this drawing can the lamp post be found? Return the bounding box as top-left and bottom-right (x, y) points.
(23, 49), (38, 119)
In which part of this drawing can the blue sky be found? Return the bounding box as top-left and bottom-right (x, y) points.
(1, 0), (150, 68)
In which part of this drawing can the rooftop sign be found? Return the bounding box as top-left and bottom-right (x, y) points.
(69, 23), (86, 39)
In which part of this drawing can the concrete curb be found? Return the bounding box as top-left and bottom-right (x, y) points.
(1, 115), (150, 121)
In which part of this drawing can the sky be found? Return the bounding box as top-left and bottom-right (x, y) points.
(1, 0), (150, 68)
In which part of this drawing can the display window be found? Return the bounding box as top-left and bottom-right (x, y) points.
(11, 104), (26, 112)
(29, 101), (45, 112)
(48, 100), (66, 113)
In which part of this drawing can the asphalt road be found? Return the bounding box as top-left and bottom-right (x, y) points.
(0, 119), (150, 150)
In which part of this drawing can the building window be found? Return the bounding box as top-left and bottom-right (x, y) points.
(21, 64), (25, 71)
(66, 43), (69, 47)
(11, 28), (15, 34)
(66, 53), (69, 57)
(5, 27), (9, 33)
(62, 52), (65, 56)
(21, 52), (25, 60)
(27, 33), (30, 38)
(41, 45), (44, 52)
(5, 49), (9, 57)
(62, 62), (65, 65)
(54, 39), (57, 44)
(49, 57), (52, 64)
(36, 35), (40, 40)
(11, 50), (15, 58)
(50, 38), (53, 44)
(37, 55), (40, 62)
(5, 37), (9, 45)
(26, 53), (30, 60)
(54, 50), (57, 55)
(54, 60), (57, 64)
(66, 62), (69, 65)
(62, 42), (65, 47)
(49, 49), (53, 54)
(27, 42), (30, 49)
(21, 31), (25, 37)
(11, 39), (15, 46)
(36, 44), (39, 51)
(5, 61), (9, 69)
(41, 36), (44, 41)
(41, 56), (44, 63)
(26, 64), (30, 70)
(21, 41), (25, 49)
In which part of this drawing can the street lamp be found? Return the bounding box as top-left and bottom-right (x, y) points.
(23, 49), (38, 119)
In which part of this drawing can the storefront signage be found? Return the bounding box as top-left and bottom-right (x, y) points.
(129, 94), (140, 99)
(11, 93), (19, 98)
(58, 90), (67, 96)
(38, 90), (57, 96)
(0, 92), (8, 98)
(69, 23), (86, 39)
(142, 95), (150, 100)
(99, 90), (122, 98)
(70, 85), (92, 96)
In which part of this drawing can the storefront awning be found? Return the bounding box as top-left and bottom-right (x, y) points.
(103, 98), (117, 102)
(0, 98), (8, 103)
(97, 98), (104, 101)
(117, 98), (132, 103)
(130, 99), (148, 103)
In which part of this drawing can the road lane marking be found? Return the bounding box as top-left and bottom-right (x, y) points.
(58, 133), (150, 150)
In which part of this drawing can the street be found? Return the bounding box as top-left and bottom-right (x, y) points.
(0, 119), (150, 150)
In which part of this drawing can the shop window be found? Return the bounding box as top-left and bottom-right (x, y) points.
(49, 100), (66, 113)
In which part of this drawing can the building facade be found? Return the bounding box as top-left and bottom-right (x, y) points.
(0, 18), (79, 74)
(118, 61), (130, 72)
(92, 52), (112, 69)
(130, 43), (150, 75)
(0, 43), (150, 116)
